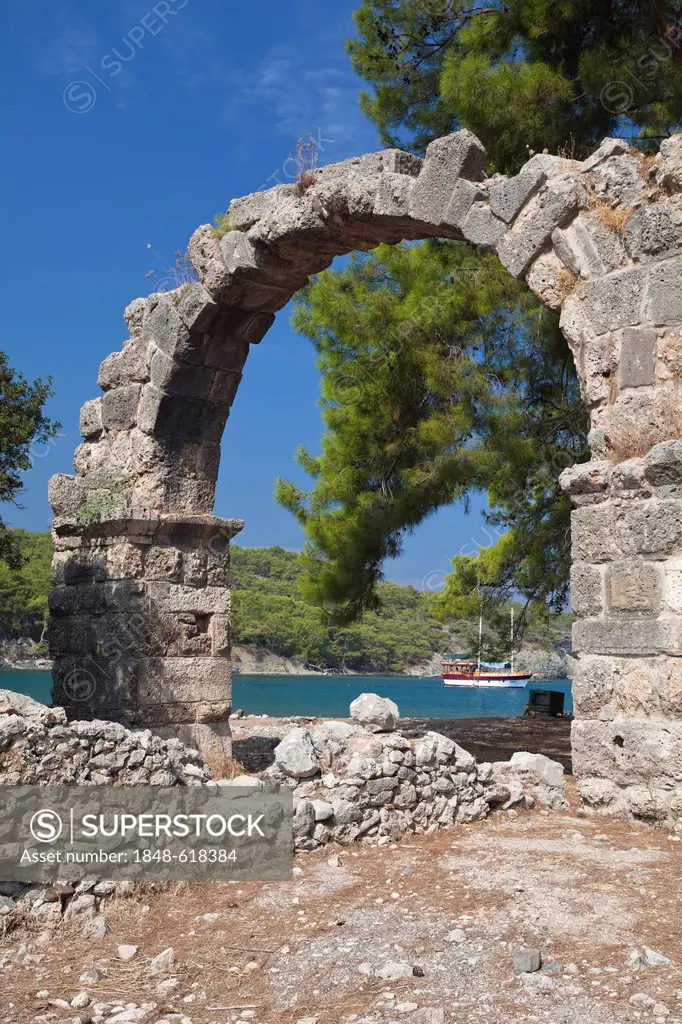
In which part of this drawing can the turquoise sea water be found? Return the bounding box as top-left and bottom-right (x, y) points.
(0, 669), (572, 719)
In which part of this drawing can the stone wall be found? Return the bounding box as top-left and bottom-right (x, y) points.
(47, 130), (682, 818)
(48, 514), (241, 756)
(262, 695), (568, 851)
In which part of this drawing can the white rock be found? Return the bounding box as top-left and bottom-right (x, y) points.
(310, 799), (334, 822)
(445, 928), (467, 944)
(149, 947), (175, 975)
(156, 977), (179, 997)
(274, 728), (319, 778)
(630, 992), (656, 1007)
(117, 944), (139, 961)
(376, 961), (414, 980)
(644, 946), (671, 966)
(71, 991), (91, 1008)
(349, 693), (399, 733)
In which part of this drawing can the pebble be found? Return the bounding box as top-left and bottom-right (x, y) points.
(445, 929), (466, 944)
(79, 969), (103, 983)
(630, 993), (656, 1007)
(156, 977), (180, 997)
(644, 947), (671, 966)
(376, 961), (415, 981)
(149, 947), (175, 975)
(512, 949), (542, 975)
(70, 991), (91, 1008)
(117, 945), (139, 962)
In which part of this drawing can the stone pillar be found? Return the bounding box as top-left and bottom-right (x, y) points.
(49, 513), (241, 758)
(561, 311), (682, 825)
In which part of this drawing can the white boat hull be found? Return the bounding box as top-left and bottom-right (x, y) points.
(443, 675), (530, 688)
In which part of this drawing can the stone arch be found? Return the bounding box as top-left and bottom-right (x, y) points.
(48, 131), (682, 821)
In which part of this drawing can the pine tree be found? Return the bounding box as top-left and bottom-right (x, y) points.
(278, 0), (682, 642)
(0, 352), (58, 568)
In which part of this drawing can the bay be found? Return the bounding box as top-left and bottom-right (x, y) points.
(0, 669), (572, 719)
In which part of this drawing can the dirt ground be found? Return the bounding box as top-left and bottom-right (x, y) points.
(2, 787), (681, 1024)
(231, 714), (574, 774)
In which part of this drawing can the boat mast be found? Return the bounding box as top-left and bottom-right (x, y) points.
(477, 598), (483, 673)
(510, 605), (514, 673)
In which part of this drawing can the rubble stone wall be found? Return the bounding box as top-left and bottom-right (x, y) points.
(47, 130), (682, 818)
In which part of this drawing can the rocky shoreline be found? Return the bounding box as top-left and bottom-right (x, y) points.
(0, 637), (573, 679)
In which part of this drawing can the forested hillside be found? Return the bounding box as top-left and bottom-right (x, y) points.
(230, 545), (448, 672)
(0, 531), (572, 674)
(0, 530), (51, 640)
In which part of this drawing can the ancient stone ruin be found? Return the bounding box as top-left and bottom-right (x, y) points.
(47, 130), (682, 821)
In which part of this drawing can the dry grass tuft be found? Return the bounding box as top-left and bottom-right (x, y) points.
(203, 752), (246, 781)
(556, 265), (580, 301)
(294, 169), (317, 196)
(588, 194), (633, 234)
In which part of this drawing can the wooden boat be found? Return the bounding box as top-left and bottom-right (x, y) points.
(442, 606), (531, 688)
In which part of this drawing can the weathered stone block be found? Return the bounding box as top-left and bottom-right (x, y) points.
(211, 614), (230, 656)
(137, 657), (230, 705)
(489, 166), (546, 224)
(183, 551), (207, 587)
(573, 617), (682, 657)
(560, 460), (610, 499)
(372, 173), (414, 221)
(578, 267), (647, 335)
(167, 584), (231, 615)
(52, 655), (138, 720)
(664, 557), (682, 613)
(571, 505), (621, 562)
(98, 340), (150, 391)
(48, 474), (85, 515)
(47, 615), (95, 656)
(186, 225), (232, 300)
(581, 137), (629, 172)
(552, 213), (626, 279)
(207, 369), (241, 408)
(206, 550), (230, 587)
(605, 560), (662, 615)
(574, 653), (682, 719)
(570, 562), (604, 617)
(572, 718), (682, 787)
(107, 543), (144, 580)
(140, 699), (231, 727)
(143, 295), (202, 364)
(619, 499), (682, 558)
(80, 399), (103, 440)
(624, 203), (682, 264)
(149, 348), (214, 399)
(101, 385), (141, 431)
(571, 655), (616, 716)
(618, 327), (656, 388)
(496, 176), (587, 278)
(610, 457), (648, 493)
(647, 257), (682, 326)
(144, 547), (182, 582)
(643, 440), (682, 488)
(461, 202), (506, 248)
(441, 179), (486, 232)
(177, 283), (219, 331)
(526, 252), (571, 312)
(659, 135), (682, 191)
(409, 131), (487, 227)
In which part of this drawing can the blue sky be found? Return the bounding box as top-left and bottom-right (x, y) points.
(1, 0), (489, 589)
